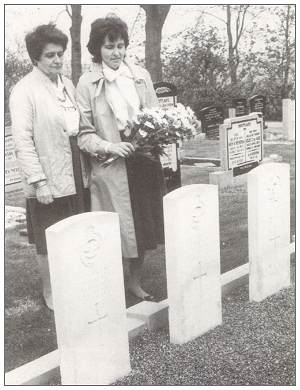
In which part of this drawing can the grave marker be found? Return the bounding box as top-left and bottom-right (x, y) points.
(233, 98), (248, 117)
(154, 81), (177, 109)
(249, 94), (266, 128)
(46, 212), (131, 385)
(154, 81), (181, 192)
(5, 126), (23, 193)
(199, 105), (224, 139)
(219, 113), (263, 176)
(248, 163), (290, 302)
(164, 184), (222, 344)
(282, 98), (295, 141)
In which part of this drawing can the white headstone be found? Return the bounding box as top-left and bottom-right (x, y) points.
(46, 212), (131, 385)
(248, 163), (290, 302)
(164, 184), (222, 344)
(282, 98), (295, 141)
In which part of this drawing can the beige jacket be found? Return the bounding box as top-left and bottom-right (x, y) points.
(76, 61), (158, 257)
(9, 67), (88, 198)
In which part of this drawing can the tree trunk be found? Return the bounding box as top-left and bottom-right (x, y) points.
(69, 5), (82, 86)
(141, 5), (170, 83)
(226, 5), (237, 85)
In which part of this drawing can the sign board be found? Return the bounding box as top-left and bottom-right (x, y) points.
(232, 98), (248, 117)
(5, 126), (22, 192)
(154, 81), (181, 192)
(199, 106), (224, 139)
(220, 113), (263, 175)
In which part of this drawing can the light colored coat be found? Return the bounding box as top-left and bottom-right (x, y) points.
(9, 67), (89, 198)
(76, 61), (158, 258)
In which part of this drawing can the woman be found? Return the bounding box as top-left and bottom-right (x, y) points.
(9, 24), (90, 310)
(76, 15), (165, 300)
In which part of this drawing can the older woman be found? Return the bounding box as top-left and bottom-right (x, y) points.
(9, 24), (90, 310)
(76, 15), (165, 300)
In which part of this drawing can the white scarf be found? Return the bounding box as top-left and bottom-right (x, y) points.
(102, 62), (141, 130)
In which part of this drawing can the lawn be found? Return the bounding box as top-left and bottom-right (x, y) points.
(4, 139), (295, 384)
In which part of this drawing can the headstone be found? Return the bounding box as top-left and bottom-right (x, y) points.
(154, 81), (177, 109)
(228, 108), (236, 118)
(249, 95), (266, 128)
(199, 105), (224, 139)
(46, 212), (131, 385)
(154, 81), (181, 192)
(282, 98), (295, 141)
(219, 113), (263, 176)
(248, 163), (290, 302)
(233, 98), (248, 117)
(5, 126), (23, 193)
(164, 184), (222, 344)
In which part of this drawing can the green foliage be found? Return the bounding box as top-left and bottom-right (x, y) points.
(162, 26), (228, 115)
(161, 6), (295, 121)
(5, 49), (32, 113)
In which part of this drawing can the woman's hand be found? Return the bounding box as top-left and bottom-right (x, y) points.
(36, 184), (54, 204)
(107, 142), (135, 158)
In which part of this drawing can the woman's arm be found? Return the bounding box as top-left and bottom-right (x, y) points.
(9, 83), (47, 186)
(10, 83), (53, 203)
(76, 76), (112, 156)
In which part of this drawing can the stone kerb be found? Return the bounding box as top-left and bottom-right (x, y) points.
(164, 184), (222, 344)
(248, 163), (290, 302)
(46, 212), (131, 385)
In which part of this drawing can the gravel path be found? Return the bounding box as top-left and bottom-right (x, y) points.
(115, 265), (295, 386)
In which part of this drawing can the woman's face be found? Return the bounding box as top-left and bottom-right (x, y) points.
(36, 43), (64, 80)
(100, 36), (126, 70)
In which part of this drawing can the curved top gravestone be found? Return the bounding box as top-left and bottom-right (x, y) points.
(164, 184), (222, 344)
(46, 212), (131, 385)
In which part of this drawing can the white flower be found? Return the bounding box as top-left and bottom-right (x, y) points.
(144, 121), (155, 129)
(124, 128), (131, 137)
(139, 129), (148, 137)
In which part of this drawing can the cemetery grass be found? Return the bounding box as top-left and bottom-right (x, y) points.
(5, 140), (295, 384)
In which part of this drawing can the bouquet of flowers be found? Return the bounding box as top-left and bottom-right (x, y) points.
(99, 103), (201, 167)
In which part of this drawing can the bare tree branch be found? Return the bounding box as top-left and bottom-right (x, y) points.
(129, 8), (141, 39)
(65, 5), (71, 19)
(54, 8), (67, 23)
(234, 5), (249, 50)
(198, 10), (227, 25)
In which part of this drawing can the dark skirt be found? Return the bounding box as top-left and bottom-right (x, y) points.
(125, 152), (166, 258)
(26, 136), (90, 255)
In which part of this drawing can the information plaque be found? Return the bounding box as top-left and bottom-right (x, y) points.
(220, 113), (263, 176)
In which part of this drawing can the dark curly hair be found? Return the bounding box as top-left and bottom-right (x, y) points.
(87, 15), (129, 63)
(25, 23), (68, 64)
